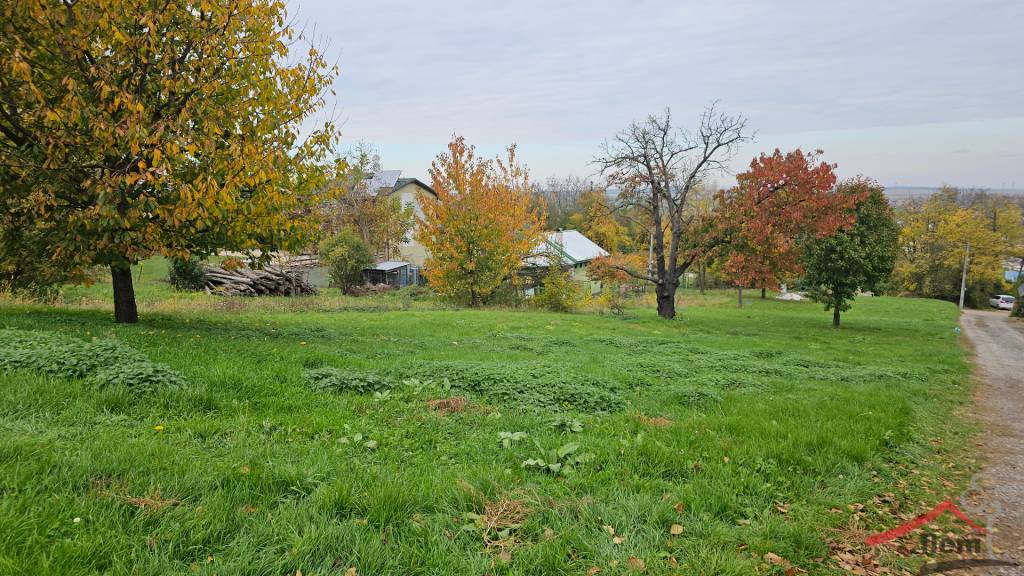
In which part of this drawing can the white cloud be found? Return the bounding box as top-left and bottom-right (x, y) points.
(296, 0), (1024, 187)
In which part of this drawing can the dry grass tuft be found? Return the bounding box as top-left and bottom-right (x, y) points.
(636, 413), (673, 427)
(427, 396), (468, 414)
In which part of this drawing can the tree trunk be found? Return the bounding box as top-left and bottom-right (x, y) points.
(111, 264), (139, 324)
(761, 286), (766, 299)
(737, 286), (743, 308)
(698, 262), (706, 295)
(656, 282), (676, 319)
(832, 307), (841, 328)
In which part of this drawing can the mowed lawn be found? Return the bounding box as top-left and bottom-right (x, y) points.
(0, 279), (973, 575)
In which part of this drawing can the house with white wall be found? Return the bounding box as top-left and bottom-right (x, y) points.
(362, 170), (436, 267)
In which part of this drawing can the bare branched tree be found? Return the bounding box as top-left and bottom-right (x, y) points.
(593, 104), (750, 319)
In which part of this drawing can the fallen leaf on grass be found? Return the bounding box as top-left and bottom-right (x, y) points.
(627, 556), (646, 570)
(669, 524), (684, 535)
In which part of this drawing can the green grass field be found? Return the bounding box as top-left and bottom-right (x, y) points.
(0, 263), (976, 575)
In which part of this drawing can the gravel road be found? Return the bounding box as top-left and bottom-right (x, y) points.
(961, 309), (1024, 574)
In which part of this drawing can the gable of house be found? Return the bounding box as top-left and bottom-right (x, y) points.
(361, 172), (437, 267)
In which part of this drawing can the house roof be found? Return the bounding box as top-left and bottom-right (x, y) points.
(365, 261), (409, 272)
(363, 171), (437, 197)
(365, 170), (402, 192)
(528, 230), (609, 267)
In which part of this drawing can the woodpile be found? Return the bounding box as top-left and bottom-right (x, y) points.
(202, 263), (318, 297)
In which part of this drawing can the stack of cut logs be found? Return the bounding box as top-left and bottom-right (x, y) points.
(203, 261), (318, 297)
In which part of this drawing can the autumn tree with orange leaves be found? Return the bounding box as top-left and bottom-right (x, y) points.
(716, 149), (862, 304)
(417, 137), (545, 306)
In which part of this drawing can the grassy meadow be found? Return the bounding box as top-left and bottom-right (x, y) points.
(0, 260), (976, 575)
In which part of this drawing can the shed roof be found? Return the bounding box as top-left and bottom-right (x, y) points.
(366, 261), (409, 272)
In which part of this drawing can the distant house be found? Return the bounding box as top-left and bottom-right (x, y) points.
(361, 170), (436, 268)
(527, 230), (610, 293)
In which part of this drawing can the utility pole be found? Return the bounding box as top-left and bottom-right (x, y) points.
(958, 242), (970, 310)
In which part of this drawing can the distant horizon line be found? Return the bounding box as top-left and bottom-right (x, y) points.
(884, 185), (1024, 195)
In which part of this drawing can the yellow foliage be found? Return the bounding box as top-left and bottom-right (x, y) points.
(0, 0), (342, 293)
(417, 136), (545, 305)
(894, 192), (1013, 298)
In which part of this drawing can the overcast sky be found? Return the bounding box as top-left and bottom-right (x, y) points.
(296, 0), (1023, 189)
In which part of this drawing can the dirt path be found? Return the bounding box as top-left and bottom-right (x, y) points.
(961, 310), (1024, 573)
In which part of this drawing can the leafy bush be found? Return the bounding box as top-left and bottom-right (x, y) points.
(532, 265), (583, 312)
(0, 329), (185, 391)
(596, 285), (626, 315)
(168, 257), (207, 291)
(320, 229), (374, 292)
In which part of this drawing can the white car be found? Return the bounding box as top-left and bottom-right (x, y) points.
(989, 294), (1016, 310)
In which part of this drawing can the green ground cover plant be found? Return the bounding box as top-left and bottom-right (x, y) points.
(0, 263), (976, 575)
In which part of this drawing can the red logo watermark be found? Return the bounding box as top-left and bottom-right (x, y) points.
(864, 500), (986, 546)
(864, 476), (1017, 575)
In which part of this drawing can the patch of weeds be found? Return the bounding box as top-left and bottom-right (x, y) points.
(337, 431), (378, 451)
(498, 432), (528, 448)
(90, 362), (186, 393)
(617, 357), (691, 385)
(0, 328), (185, 392)
(395, 361), (626, 413)
(550, 415), (584, 433)
(685, 373), (764, 390)
(666, 386), (722, 407)
(522, 441), (593, 476)
(304, 367), (392, 394)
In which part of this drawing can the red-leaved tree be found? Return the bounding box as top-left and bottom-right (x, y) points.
(716, 149), (863, 301)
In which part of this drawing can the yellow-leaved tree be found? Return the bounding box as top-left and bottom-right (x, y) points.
(894, 189), (1010, 305)
(417, 136), (545, 305)
(0, 0), (341, 322)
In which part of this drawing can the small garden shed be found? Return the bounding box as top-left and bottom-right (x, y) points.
(363, 261), (419, 288)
